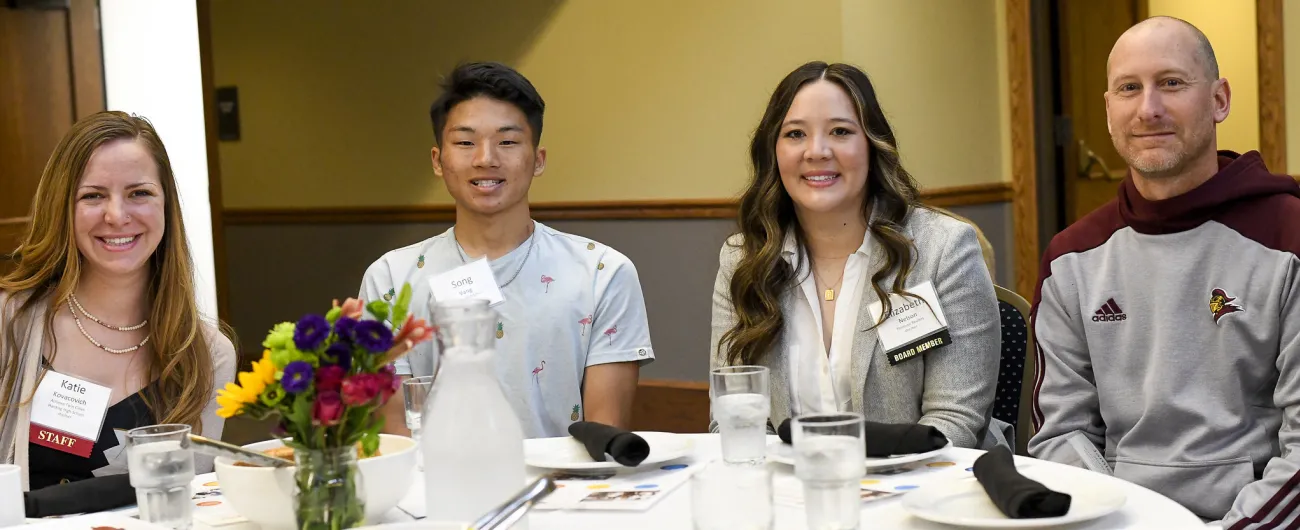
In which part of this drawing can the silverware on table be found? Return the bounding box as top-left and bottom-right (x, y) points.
(469, 477), (557, 530)
(188, 434), (295, 468)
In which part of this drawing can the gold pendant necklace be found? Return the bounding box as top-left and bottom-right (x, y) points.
(812, 262), (846, 303)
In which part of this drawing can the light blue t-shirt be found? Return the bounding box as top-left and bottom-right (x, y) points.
(359, 221), (655, 438)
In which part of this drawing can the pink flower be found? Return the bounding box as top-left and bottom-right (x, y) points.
(316, 365), (346, 393)
(332, 297), (365, 320)
(313, 391), (343, 426)
(383, 315), (436, 365)
(342, 374), (382, 406)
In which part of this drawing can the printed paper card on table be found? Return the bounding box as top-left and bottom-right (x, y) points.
(773, 454), (980, 508)
(534, 462), (701, 511)
(187, 477), (249, 527)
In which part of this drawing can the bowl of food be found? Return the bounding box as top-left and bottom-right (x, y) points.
(214, 434), (417, 529)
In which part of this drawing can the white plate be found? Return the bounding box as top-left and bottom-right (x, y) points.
(524, 431), (692, 471)
(900, 465), (1127, 527)
(766, 440), (952, 469)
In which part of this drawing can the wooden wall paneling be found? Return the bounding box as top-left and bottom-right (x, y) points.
(1258, 0), (1287, 173)
(196, 0), (233, 324)
(221, 183), (1015, 225)
(1007, 0), (1041, 299)
(68, 0), (104, 118)
(629, 379), (711, 434)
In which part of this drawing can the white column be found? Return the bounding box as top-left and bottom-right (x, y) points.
(100, 0), (218, 320)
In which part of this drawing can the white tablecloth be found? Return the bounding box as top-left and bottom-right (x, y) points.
(194, 434), (1207, 530)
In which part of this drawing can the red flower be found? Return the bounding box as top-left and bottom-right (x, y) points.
(313, 391), (343, 426)
(376, 365), (398, 404)
(341, 374), (382, 406)
(316, 365), (346, 393)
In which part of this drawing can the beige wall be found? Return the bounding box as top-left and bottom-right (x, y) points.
(211, 0), (1011, 209)
(1147, 0), (1260, 155)
(840, 0), (1007, 189)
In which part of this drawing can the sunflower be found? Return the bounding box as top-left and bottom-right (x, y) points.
(215, 351), (278, 418)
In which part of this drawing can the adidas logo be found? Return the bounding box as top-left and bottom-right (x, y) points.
(1092, 298), (1127, 322)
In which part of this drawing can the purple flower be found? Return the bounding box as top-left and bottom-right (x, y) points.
(322, 341), (352, 371)
(294, 314), (330, 351)
(281, 361), (314, 394)
(353, 320), (393, 354)
(333, 317), (357, 343)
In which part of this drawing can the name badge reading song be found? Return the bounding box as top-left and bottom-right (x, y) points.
(428, 257), (505, 307)
(29, 371), (112, 457)
(866, 281), (952, 366)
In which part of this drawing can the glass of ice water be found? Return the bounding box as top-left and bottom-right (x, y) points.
(710, 365), (771, 465)
(793, 413), (865, 530)
(691, 461), (774, 530)
(126, 424), (196, 530)
(403, 375), (435, 468)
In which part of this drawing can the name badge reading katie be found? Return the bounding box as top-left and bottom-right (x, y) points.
(866, 281), (952, 366)
(29, 371), (112, 457)
(428, 257), (505, 307)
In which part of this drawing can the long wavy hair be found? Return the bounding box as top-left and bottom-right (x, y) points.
(1, 111), (224, 432)
(720, 61), (925, 366)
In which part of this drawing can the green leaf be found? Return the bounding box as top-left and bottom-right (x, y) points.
(325, 306), (342, 324)
(390, 283), (413, 327)
(365, 301), (390, 322)
(288, 393), (313, 428)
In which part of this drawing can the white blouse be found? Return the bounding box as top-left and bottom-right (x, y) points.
(782, 232), (871, 416)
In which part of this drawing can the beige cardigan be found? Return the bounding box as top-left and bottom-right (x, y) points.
(0, 290), (236, 490)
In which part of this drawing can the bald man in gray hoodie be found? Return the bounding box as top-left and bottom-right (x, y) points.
(1029, 17), (1300, 527)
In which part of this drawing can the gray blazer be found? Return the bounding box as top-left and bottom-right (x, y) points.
(709, 207), (1002, 448)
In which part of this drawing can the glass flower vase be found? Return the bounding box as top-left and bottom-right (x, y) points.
(293, 446), (366, 530)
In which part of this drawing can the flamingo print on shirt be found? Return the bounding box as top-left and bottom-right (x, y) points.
(541, 274), (554, 293)
(603, 325), (618, 345)
(578, 314), (593, 336)
(532, 360), (546, 383)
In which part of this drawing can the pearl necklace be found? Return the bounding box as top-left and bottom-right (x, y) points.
(69, 297), (150, 354)
(70, 293), (147, 330)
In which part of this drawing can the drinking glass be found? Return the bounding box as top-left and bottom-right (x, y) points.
(793, 413), (865, 530)
(690, 461), (773, 530)
(403, 375), (435, 468)
(0, 465), (21, 527)
(710, 366), (771, 465)
(127, 424), (196, 529)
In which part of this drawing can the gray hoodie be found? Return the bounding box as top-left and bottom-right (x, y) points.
(1029, 151), (1300, 526)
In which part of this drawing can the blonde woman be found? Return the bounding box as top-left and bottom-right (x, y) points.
(0, 111), (235, 491)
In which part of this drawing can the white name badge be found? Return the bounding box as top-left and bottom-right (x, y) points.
(866, 281), (952, 366)
(29, 371), (112, 457)
(428, 257), (505, 307)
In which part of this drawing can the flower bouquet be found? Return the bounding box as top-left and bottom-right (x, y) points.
(215, 283), (433, 530)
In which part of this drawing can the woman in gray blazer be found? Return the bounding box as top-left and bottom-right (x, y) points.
(710, 61), (1002, 449)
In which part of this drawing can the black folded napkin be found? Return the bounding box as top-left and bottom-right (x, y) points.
(568, 421), (650, 467)
(25, 473), (137, 517)
(973, 445), (1072, 518)
(777, 418), (948, 457)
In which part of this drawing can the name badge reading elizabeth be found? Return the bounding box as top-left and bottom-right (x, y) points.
(29, 371), (112, 457)
(428, 257), (505, 307)
(866, 281), (952, 366)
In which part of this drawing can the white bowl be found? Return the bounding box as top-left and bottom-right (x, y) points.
(214, 434), (417, 530)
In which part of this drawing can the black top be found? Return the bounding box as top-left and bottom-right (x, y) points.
(28, 384), (155, 491)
